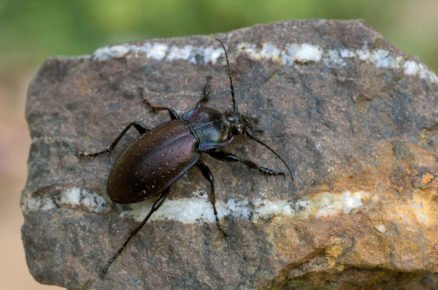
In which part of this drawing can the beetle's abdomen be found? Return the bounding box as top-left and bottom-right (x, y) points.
(107, 120), (199, 204)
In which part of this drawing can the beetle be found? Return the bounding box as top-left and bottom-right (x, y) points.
(79, 39), (293, 274)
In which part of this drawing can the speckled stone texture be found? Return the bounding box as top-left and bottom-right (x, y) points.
(22, 20), (437, 289)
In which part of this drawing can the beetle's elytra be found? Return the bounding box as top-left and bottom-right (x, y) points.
(79, 39), (293, 274)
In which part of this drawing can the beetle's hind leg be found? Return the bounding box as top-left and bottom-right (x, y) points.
(196, 76), (213, 108)
(138, 87), (180, 120)
(196, 161), (227, 237)
(208, 151), (285, 176)
(101, 188), (170, 274)
(78, 121), (149, 158)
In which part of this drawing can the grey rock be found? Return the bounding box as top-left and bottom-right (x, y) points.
(22, 20), (437, 289)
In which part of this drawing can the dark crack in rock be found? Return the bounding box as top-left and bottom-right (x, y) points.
(21, 20), (437, 289)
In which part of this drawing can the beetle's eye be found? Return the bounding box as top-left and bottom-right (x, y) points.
(232, 126), (243, 135)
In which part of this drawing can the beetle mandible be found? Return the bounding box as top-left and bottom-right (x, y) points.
(79, 39), (293, 274)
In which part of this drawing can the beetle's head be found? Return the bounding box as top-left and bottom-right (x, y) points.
(224, 111), (257, 136)
(216, 38), (294, 183)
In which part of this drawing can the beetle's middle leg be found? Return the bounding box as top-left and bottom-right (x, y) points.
(138, 87), (180, 120)
(196, 161), (227, 237)
(102, 188), (170, 274)
(208, 151), (285, 176)
(78, 121), (149, 157)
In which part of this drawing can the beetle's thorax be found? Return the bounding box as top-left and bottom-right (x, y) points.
(182, 107), (236, 151)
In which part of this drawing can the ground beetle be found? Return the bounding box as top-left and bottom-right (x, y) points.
(79, 39), (293, 274)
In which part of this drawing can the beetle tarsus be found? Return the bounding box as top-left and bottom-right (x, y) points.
(196, 76), (213, 108)
(138, 86), (180, 120)
(143, 99), (180, 120)
(101, 189), (170, 274)
(78, 121), (149, 159)
(211, 202), (228, 238)
(77, 147), (110, 158)
(252, 128), (264, 134)
(245, 128), (294, 183)
(258, 167), (285, 176)
(197, 162), (227, 237)
(208, 151), (285, 177)
(216, 220), (228, 238)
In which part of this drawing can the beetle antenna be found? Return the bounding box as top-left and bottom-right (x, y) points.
(245, 128), (294, 183)
(215, 38), (237, 113)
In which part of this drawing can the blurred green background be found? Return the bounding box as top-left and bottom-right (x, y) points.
(0, 0), (437, 71)
(0, 0), (436, 289)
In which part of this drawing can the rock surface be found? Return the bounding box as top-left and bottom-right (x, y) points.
(22, 20), (437, 289)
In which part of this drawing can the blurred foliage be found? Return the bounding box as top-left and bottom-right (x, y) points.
(0, 0), (436, 71)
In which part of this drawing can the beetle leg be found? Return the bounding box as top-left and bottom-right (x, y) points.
(252, 128), (264, 134)
(143, 100), (180, 120)
(196, 162), (227, 237)
(138, 87), (180, 120)
(245, 128), (294, 183)
(208, 151), (285, 176)
(196, 76), (213, 108)
(102, 188), (170, 274)
(78, 121), (149, 157)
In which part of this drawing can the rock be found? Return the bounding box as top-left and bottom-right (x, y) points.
(21, 20), (437, 289)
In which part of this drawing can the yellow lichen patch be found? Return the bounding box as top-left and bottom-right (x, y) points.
(421, 172), (434, 185)
(411, 189), (436, 225)
(385, 189), (438, 228)
(384, 202), (427, 227)
(326, 243), (343, 258)
(325, 243), (343, 269)
(379, 188), (436, 230)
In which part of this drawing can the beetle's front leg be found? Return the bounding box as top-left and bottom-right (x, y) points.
(196, 76), (212, 108)
(78, 121), (149, 158)
(196, 161), (227, 237)
(138, 87), (180, 120)
(208, 151), (285, 176)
